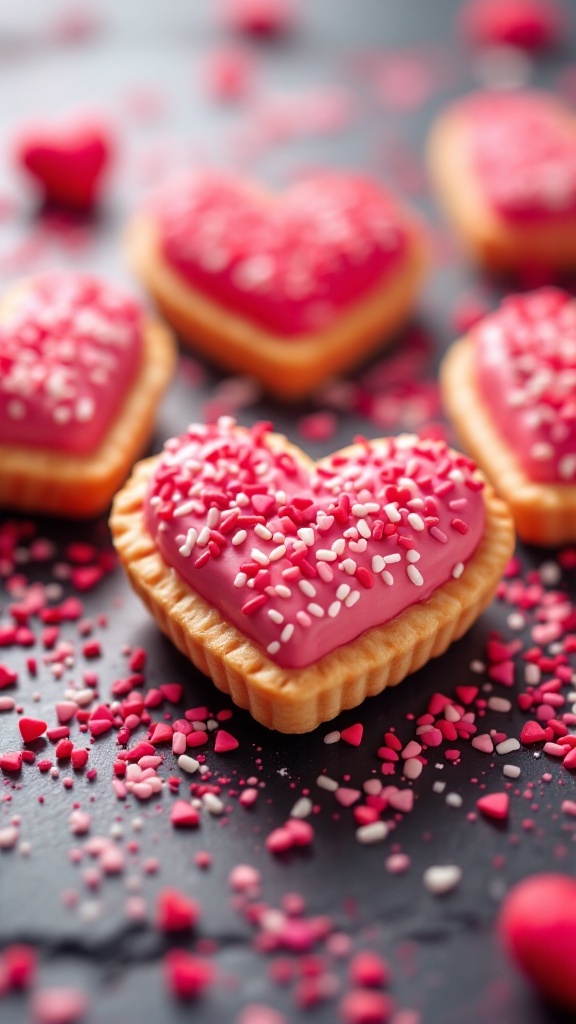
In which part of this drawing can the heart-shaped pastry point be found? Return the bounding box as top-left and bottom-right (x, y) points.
(0, 273), (143, 455)
(475, 288), (576, 483)
(151, 172), (410, 336)
(144, 418), (485, 669)
(466, 92), (576, 221)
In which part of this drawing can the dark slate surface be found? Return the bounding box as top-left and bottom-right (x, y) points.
(0, 2), (575, 1022)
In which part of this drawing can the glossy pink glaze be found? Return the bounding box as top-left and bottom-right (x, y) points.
(465, 92), (576, 220)
(151, 173), (410, 337)
(0, 273), (143, 455)
(475, 288), (576, 483)
(144, 419), (485, 669)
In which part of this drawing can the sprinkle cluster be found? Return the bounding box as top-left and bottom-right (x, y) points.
(470, 92), (576, 219)
(0, 273), (143, 454)
(146, 418), (485, 669)
(475, 288), (576, 483)
(154, 172), (408, 336)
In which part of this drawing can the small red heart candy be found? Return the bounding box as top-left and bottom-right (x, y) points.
(18, 718), (47, 744)
(14, 116), (113, 210)
(499, 873), (576, 1010)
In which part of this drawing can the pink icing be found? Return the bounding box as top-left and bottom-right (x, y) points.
(475, 288), (576, 484)
(465, 91), (576, 221)
(151, 172), (410, 337)
(0, 273), (143, 455)
(144, 418), (485, 670)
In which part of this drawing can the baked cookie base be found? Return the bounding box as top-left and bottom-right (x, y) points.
(441, 338), (576, 546)
(0, 319), (176, 519)
(125, 215), (427, 401)
(428, 110), (576, 271)
(110, 450), (515, 733)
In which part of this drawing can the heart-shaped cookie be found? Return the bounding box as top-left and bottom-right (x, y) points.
(14, 116), (112, 210)
(441, 288), (576, 545)
(110, 418), (514, 732)
(428, 90), (576, 269)
(126, 172), (426, 399)
(0, 273), (175, 518)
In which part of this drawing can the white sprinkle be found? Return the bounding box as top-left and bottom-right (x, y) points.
(383, 553), (401, 564)
(267, 641), (281, 656)
(251, 548), (269, 566)
(357, 520), (371, 539)
(539, 560), (562, 586)
(452, 562), (464, 579)
(323, 731), (341, 745)
(503, 764), (521, 779)
(232, 530), (247, 546)
(316, 775), (338, 792)
(345, 590), (360, 607)
(446, 793), (463, 809)
(206, 507), (219, 528)
(432, 781), (446, 794)
(234, 572), (247, 588)
(178, 755), (199, 774)
(372, 556), (385, 573)
(275, 585), (291, 598)
(525, 664), (541, 685)
(254, 524), (272, 541)
(407, 513), (425, 531)
(340, 558), (357, 575)
(352, 503), (368, 517)
(382, 571), (394, 586)
(316, 549), (337, 562)
(268, 609), (284, 624)
(331, 538), (346, 555)
(203, 793), (224, 815)
(280, 624), (294, 643)
(495, 738), (520, 755)
(384, 503), (401, 523)
(178, 527), (198, 557)
(407, 565), (424, 587)
(297, 528), (315, 546)
(336, 583), (351, 600)
(559, 454), (576, 480)
(174, 500), (196, 518)
(488, 697), (512, 713)
(470, 659), (486, 673)
(423, 865), (462, 895)
(290, 797), (313, 819)
(299, 580), (317, 598)
(508, 613), (525, 630)
(356, 821), (389, 845)
(328, 601), (341, 618)
(406, 549), (420, 563)
(308, 603), (324, 618)
(269, 545), (286, 562)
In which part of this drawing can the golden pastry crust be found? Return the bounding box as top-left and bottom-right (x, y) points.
(0, 318), (176, 519)
(427, 104), (576, 271)
(441, 337), (576, 546)
(124, 214), (427, 401)
(109, 438), (515, 734)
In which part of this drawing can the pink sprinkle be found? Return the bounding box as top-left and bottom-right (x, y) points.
(477, 792), (510, 821)
(340, 723), (364, 747)
(340, 989), (393, 1024)
(30, 987), (88, 1024)
(335, 787), (362, 808)
(214, 729), (239, 753)
(163, 949), (214, 1000)
(298, 412), (337, 442)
